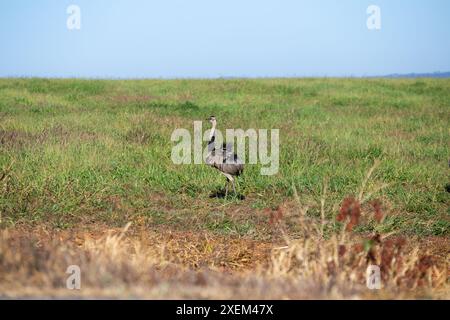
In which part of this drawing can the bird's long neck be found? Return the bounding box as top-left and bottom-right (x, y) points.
(208, 123), (216, 151)
(209, 123), (216, 143)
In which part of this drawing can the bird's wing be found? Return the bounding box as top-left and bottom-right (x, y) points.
(221, 143), (233, 163)
(222, 143), (244, 166)
(222, 142), (233, 152)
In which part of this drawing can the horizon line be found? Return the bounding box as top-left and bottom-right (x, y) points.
(1, 71), (450, 81)
(1, 74), (450, 81)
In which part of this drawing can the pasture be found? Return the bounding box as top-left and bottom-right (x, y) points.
(0, 78), (448, 298)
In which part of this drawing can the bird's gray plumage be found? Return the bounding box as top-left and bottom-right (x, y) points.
(205, 116), (244, 197)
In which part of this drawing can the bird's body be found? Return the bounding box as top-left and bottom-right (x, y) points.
(205, 116), (244, 197)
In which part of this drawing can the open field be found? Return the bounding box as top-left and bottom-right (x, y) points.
(0, 78), (449, 299)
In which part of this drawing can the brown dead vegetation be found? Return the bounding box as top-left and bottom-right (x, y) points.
(0, 215), (447, 299)
(0, 126), (99, 149)
(0, 129), (42, 148)
(266, 178), (448, 298)
(125, 127), (153, 145)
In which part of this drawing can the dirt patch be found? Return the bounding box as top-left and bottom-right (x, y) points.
(150, 229), (272, 270)
(0, 129), (39, 148)
(7, 224), (273, 273)
(0, 126), (99, 149)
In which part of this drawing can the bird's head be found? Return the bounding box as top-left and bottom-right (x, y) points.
(207, 116), (217, 126)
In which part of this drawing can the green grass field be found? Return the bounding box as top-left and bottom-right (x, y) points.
(0, 78), (449, 237)
(1, 78), (449, 299)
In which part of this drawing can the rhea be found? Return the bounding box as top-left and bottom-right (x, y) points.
(205, 116), (244, 198)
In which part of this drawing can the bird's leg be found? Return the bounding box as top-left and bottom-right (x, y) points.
(232, 179), (237, 195)
(224, 179), (229, 198)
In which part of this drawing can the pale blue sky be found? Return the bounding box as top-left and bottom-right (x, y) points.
(1, 0), (449, 78)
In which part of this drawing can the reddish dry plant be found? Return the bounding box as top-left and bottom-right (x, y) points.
(337, 197), (361, 231)
(269, 193), (447, 295)
(337, 197), (386, 230)
(369, 199), (384, 223)
(334, 198), (443, 290)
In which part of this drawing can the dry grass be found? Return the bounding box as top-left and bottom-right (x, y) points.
(0, 221), (447, 299)
(0, 164), (448, 299)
